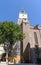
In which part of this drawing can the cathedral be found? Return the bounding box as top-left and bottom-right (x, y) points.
(0, 10), (41, 64)
(18, 10), (41, 63)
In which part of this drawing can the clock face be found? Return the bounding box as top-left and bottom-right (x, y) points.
(19, 13), (27, 19)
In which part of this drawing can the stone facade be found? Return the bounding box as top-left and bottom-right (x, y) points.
(18, 10), (41, 63)
(0, 10), (41, 64)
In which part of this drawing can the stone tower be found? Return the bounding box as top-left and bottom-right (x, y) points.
(18, 9), (30, 51)
(18, 10), (31, 62)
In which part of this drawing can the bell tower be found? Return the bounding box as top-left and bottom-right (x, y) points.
(18, 9), (30, 51)
(18, 9), (29, 25)
(18, 10), (31, 62)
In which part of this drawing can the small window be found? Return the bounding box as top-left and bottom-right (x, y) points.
(34, 32), (38, 44)
(24, 18), (26, 20)
(39, 30), (41, 43)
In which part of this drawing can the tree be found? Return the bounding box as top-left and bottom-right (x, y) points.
(0, 21), (24, 63)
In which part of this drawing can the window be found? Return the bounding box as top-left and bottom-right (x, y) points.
(40, 30), (41, 39)
(34, 32), (38, 44)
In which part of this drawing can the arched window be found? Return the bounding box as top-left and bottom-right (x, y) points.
(34, 32), (38, 44)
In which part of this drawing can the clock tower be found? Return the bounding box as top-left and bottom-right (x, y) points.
(18, 9), (30, 25)
(18, 10), (31, 62)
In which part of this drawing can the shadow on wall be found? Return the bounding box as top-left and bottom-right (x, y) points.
(22, 42), (41, 64)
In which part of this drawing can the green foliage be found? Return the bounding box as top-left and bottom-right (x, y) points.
(0, 21), (24, 45)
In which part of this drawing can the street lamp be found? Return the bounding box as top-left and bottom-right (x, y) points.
(4, 42), (10, 64)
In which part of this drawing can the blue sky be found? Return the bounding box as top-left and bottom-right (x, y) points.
(0, 0), (41, 26)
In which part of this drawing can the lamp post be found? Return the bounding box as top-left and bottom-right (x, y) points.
(4, 42), (10, 64)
